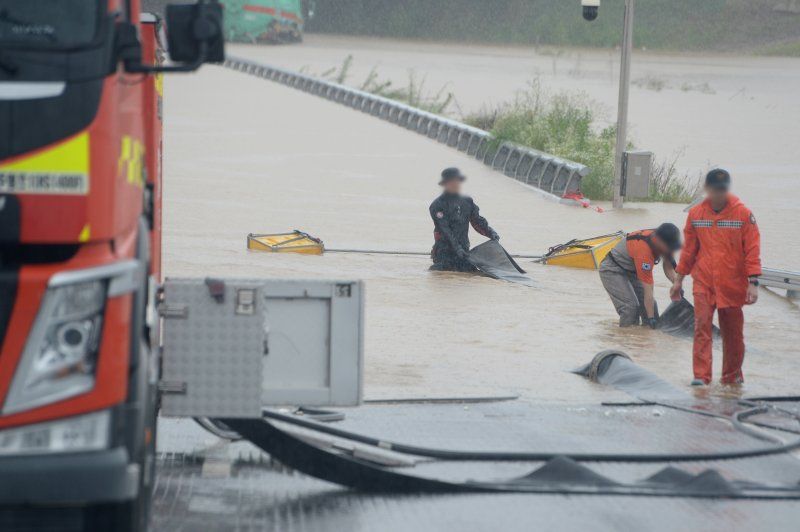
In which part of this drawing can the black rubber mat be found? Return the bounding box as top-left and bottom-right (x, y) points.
(659, 298), (720, 338)
(154, 399), (800, 531)
(468, 241), (535, 287)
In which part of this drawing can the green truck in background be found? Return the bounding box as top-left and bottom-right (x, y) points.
(221, 0), (314, 43)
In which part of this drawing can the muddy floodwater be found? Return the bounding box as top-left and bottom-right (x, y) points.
(234, 36), (800, 269)
(163, 37), (800, 406)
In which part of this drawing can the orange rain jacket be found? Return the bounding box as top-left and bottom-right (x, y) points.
(676, 195), (761, 309)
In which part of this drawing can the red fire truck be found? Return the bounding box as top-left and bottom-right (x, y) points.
(0, 1), (223, 529)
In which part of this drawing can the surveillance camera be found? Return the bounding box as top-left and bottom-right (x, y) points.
(582, 0), (600, 21)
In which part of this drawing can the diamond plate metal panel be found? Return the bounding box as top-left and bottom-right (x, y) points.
(161, 279), (265, 418)
(160, 279), (364, 418)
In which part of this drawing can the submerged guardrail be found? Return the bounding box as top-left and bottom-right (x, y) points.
(222, 55), (591, 205)
(761, 268), (800, 298)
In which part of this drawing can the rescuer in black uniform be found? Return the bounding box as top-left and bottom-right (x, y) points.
(429, 167), (499, 272)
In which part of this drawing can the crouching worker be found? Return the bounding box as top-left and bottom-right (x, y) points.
(599, 224), (682, 327)
(430, 167), (499, 272)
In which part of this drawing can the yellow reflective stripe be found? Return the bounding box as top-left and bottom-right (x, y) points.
(0, 133), (90, 195)
(155, 73), (164, 96)
(0, 133), (89, 174)
(78, 224), (91, 242)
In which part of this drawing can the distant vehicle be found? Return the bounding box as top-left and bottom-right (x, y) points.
(221, 0), (314, 43)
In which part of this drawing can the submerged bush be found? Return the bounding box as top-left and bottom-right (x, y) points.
(465, 81), (698, 203)
(466, 81), (618, 200)
(311, 55), (456, 115)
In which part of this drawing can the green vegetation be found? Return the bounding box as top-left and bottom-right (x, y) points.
(307, 0), (800, 55)
(650, 152), (703, 204)
(307, 55), (457, 114)
(759, 39), (800, 57)
(464, 82), (700, 202)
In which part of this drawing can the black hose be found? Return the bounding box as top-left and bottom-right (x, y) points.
(730, 406), (787, 444)
(364, 395), (519, 405)
(221, 417), (800, 498)
(262, 407), (800, 463)
(744, 396), (800, 403)
(605, 400), (800, 437)
(650, 402), (784, 444)
(738, 398), (800, 435)
(194, 418), (243, 441)
(296, 407), (346, 422)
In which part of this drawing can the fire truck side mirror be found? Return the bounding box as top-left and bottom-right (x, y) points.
(165, 2), (225, 65)
(120, 2), (224, 74)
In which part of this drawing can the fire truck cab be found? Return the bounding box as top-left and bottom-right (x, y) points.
(0, 1), (223, 529)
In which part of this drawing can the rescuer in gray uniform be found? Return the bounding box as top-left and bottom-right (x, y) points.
(599, 224), (682, 327)
(429, 167), (499, 272)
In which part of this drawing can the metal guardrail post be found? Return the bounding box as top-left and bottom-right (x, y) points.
(467, 135), (484, 157)
(446, 127), (461, 148)
(531, 156), (551, 188)
(541, 161), (561, 192)
(491, 144), (511, 171)
(563, 169), (579, 196)
(475, 138), (490, 161)
(456, 131), (471, 152)
(427, 119), (441, 140)
(552, 166), (571, 196)
(504, 148), (522, 177)
(437, 124), (450, 144)
(516, 153), (535, 181)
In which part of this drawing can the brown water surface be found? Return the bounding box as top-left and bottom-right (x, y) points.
(163, 38), (800, 405)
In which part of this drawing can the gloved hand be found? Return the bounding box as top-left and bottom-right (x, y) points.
(456, 248), (469, 260)
(669, 280), (683, 301)
(489, 230), (500, 241)
(646, 317), (659, 330)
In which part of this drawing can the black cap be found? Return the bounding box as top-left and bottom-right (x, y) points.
(655, 223), (682, 252)
(705, 168), (731, 190)
(439, 167), (466, 185)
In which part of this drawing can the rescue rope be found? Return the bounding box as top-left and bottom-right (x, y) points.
(325, 248), (543, 259)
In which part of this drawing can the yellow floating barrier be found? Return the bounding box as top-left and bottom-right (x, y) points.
(539, 231), (624, 270)
(247, 231), (325, 255)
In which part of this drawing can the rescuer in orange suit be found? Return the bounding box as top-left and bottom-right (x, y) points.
(670, 169), (761, 386)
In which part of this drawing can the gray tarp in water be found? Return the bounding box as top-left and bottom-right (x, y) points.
(658, 298), (720, 338)
(468, 241), (535, 287)
(573, 351), (687, 401)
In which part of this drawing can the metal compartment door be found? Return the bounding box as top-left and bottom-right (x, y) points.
(261, 281), (363, 406)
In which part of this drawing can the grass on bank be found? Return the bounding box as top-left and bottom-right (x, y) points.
(465, 81), (699, 203)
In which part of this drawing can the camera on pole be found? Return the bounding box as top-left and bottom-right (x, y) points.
(582, 0), (600, 21)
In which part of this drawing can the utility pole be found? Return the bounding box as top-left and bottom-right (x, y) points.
(612, 0), (635, 209)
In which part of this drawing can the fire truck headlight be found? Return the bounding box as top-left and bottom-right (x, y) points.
(3, 281), (106, 415)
